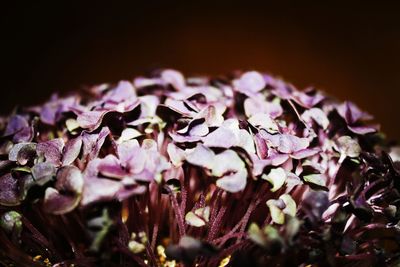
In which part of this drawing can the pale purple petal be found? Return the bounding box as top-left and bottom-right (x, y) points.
(31, 162), (56, 186)
(37, 138), (64, 166)
(234, 71), (266, 95)
(291, 148), (320, 160)
(43, 166), (84, 214)
(161, 69), (186, 91)
(347, 125), (378, 135)
(117, 139), (140, 166)
(202, 127), (236, 148)
(98, 155), (126, 179)
(5, 115), (32, 142)
(62, 136), (82, 166)
(277, 134), (310, 154)
(0, 174), (21, 206)
(185, 144), (215, 169)
(211, 150), (245, 177)
(82, 127), (110, 161)
(9, 142), (37, 165)
(77, 110), (108, 131)
(216, 169), (248, 193)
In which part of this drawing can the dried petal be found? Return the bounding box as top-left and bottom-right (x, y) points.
(335, 136), (361, 158)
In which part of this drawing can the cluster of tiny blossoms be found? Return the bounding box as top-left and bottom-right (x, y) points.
(0, 69), (399, 266)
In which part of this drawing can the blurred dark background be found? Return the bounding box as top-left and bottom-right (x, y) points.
(1, 2), (400, 139)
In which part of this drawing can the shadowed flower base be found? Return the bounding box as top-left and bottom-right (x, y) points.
(0, 70), (399, 266)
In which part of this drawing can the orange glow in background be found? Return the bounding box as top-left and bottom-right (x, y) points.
(1, 2), (399, 139)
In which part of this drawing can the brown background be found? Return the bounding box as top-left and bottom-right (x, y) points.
(1, 2), (400, 139)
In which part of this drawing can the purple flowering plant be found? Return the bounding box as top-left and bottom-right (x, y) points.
(0, 69), (399, 266)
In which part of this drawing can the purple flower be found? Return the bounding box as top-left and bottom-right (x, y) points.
(0, 69), (396, 267)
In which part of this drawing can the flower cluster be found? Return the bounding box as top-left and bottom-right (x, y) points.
(0, 69), (399, 266)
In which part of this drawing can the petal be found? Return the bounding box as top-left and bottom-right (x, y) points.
(301, 108), (329, 130)
(202, 127), (236, 148)
(0, 174), (21, 206)
(252, 154), (290, 176)
(5, 115), (32, 142)
(216, 169), (248, 193)
(237, 129), (256, 154)
(8, 142), (37, 165)
(201, 105), (224, 127)
(161, 69), (186, 91)
(62, 136), (82, 166)
(126, 147), (147, 174)
(117, 128), (141, 144)
(81, 177), (121, 206)
(266, 199), (285, 224)
(37, 138), (64, 165)
(98, 155), (126, 179)
(189, 122), (209, 137)
(303, 174), (327, 188)
(244, 97), (283, 119)
(347, 125), (378, 135)
(278, 134), (310, 154)
(139, 95), (159, 118)
(31, 162), (56, 186)
(56, 165), (84, 194)
(211, 150), (245, 177)
(185, 211), (206, 227)
(65, 118), (80, 133)
(234, 71), (266, 94)
(169, 132), (202, 143)
(167, 143), (186, 167)
(291, 148), (320, 160)
(77, 110), (107, 131)
(82, 127), (110, 161)
(293, 90), (324, 108)
(254, 133), (268, 159)
(280, 194), (297, 217)
(335, 136), (361, 158)
(248, 113), (279, 133)
(194, 206), (210, 222)
(337, 101), (373, 124)
(43, 187), (81, 215)
(262, 167), (286, 192)
(117, 139), (140, 166)
(43, 166), (83, 214)
(104, 81), (136, 104)
(185, 144), (215, 169)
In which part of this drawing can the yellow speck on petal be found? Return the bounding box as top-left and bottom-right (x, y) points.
(32, 255), (51, 267)
(33, 255), (42, 262)
(219, 255), (231, 267)
(164, 260), (176, 267)
(43, 258), (51, 267)
(122, 201), (129, 223)
(157, 245), (167, 264)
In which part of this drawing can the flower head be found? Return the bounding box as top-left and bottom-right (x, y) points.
(0, 70), (397, 266)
